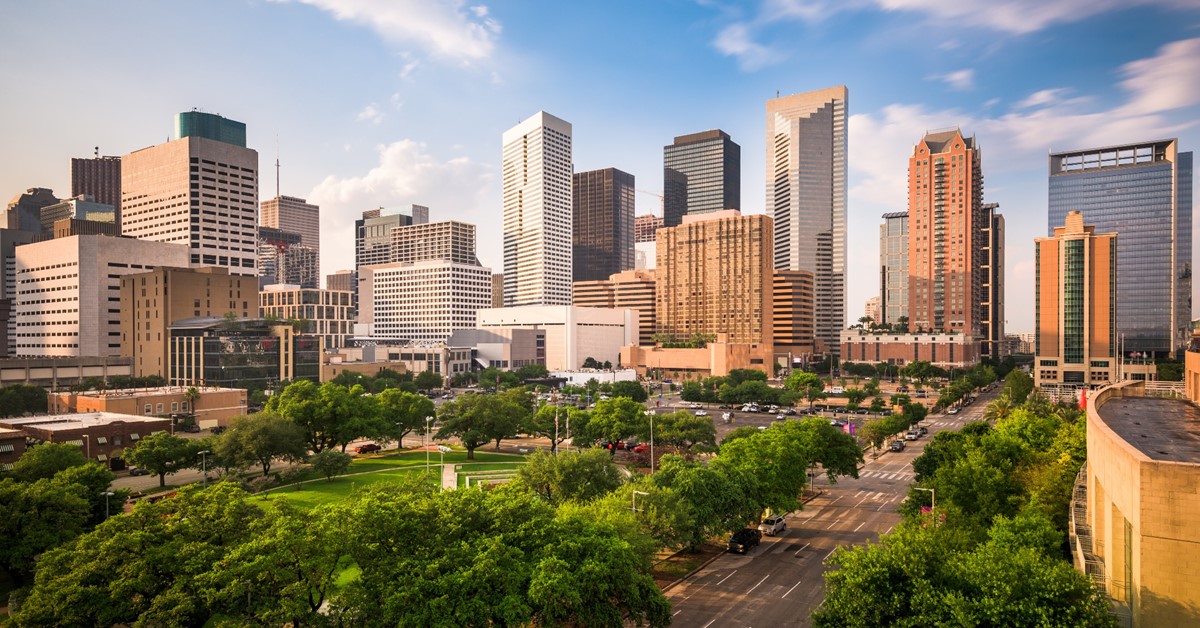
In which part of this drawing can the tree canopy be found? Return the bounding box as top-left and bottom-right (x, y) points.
(435, 392), (526, 459)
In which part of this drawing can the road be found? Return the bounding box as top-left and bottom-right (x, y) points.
(664, 391), (993, 627)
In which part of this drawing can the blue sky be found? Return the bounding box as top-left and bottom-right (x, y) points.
(2, 0), (1199, 334)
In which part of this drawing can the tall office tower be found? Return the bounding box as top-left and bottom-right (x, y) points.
(574, 269), (657, 345)
(774, 270), (816, 360)
(260, 195), (320, 254)
(767, 86), (848, 355)
(355, 208), (414, 271)
(357, 260), (493, 344)
(327, 270), (355, 293)
(39, 196), (116, 232)
(5, 188), (59, 232)
(256, 226), (312, 288)
(71, 155), (122, 223)
(120, 266), (258, 378)
(1034, 211), (1117, 385)
(491, 273), (504, 308)
(281, 245), (319, 288)
(981, 203), (1005, 357)
(864, 297), (881, 325)
(879, 212), (909, 327)
(122, 112), (258, 276)
(0, 228), (41, 356)
(656, 211), (773, 345)
(501, 111), (573, 307)
(634, 214), (662, 243)
(572, 168), (635, 282)
(906, 129), (986, 339)
(1048, 139), (1193, 358)
(14, 235), (189, 357)
(662, 130), (740, 228)
(390, 220), (480, 265)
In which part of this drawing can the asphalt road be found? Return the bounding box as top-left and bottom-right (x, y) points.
(664, 391), (994, 627)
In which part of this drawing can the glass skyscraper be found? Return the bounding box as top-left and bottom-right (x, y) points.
(662, 130), (740, 228)
(572, 168), (635, 282)
(879, 212), (908, 326)
(1048, 139), (1192, 358)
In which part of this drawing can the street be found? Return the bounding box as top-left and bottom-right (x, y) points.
(664, 391), (992, 627)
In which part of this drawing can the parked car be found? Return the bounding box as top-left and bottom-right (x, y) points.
(128, 466), (149, 476)
(632, 443), (649, 453)
(947, 407), (960, 415)
(783, 408), (797, 416)
(774, 414), (786, 421)
(694, 410), (708, 417)
(355, 443), (382, 454)
(210, 425), (227, 435)
(181, 423), (201, 433)
(889, 440), (906, 452)
(689, 402), (703, 409)
(905, 430), (919, 441)
(758, 515), (787, 536)
(727, 528), (763, 553)
(918, 425), (929, 435)
(722, 412), (733, 423)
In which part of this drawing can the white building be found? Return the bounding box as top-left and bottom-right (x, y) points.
(502, 111), (573, 307)
(476, 305), (638, 371)
(13, 235), (189, 357)
(121, 113), (258, 276)
(260, 195), (320, 254)
(358, 260), (493, 344)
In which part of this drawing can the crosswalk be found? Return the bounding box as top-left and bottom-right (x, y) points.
(857, 470), (912, 480)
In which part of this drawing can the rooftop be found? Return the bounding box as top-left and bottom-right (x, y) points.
(1097, 397), (1200, 464)
(64, 386), (243, 399)
(0, 412), (167, 432)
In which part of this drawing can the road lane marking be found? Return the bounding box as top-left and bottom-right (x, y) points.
(826, 518), (841, 529)
(702, 620), (717, 628)
(824, 547), (837, 560)
(854, 521), (866, 532)
(673, 611), (682, 617)
(855, 496), (868, 507)
(746, 575), (769, 595)
(783, 579), (803, 598)
(716, 570), (738, 586)
(794, 542), (810, 557)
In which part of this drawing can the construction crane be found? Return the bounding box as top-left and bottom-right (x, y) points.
(635, 189), (663, 216)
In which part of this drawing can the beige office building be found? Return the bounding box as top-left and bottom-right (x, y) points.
(390, 220), (480, 265)
(260, 283), (355, 349)
(358, 260), (493, 344)
(120, 266), (259, 378)
(573, 269), (657, 346)
(774, 270), (816, 360)
(260, 195), (319, 252)
(122, 117), (258, 276)
(14, 235), (189, 357)
(1034, 211), (1117, 385)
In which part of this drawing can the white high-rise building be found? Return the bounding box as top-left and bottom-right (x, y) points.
(13, 235), (189, 357)
(767, 86), (848, 355)
(358, 260), (493, 344)
(502, 111), (573, 307)
(121, 112), (258, 276)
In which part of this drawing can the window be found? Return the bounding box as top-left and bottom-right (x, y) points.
(96, 437), (108, 445)
(172, 402), (179, 412)
(181, 402), (189, 411)
(156, 403), (164, 414)
(130, 433), (140, 441)
(144, 404), (152, 414)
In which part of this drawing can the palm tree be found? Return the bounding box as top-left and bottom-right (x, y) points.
(184, 386), (201, 415)
(984, 393), (1013, 423)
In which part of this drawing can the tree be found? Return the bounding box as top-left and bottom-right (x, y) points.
(609, 379), (649, 402)
(183, 386), (201, 414)
(1003, 369), (1035, 405)
(269, 380), (381, 453)
(0, 477), (92, 587)
(0, 384), (48, 417)
(650, 410), (717, 453)
(435, 392), (525, 459)
(584, 397), (648, 445)
(215, 412), (309, 477)
(514, 449), (624, 505)
(727, 368), (768, 385)
(1157, 359), (1183, 381)
(526, 404), (582, 453)
(651, 455), (758, 550)
(414, 370), (444, 390)
(720, 425), (761, 445)
(309, 448), (352, 481)
(844, 387), (868, 405)
(9, 442), (88, 481)
(123, 431), (201, 487)
(785, 371), (827, 410)
(515, 364), (550, 381)
(375, 388), (435, 447)
(582, 357), (601, 369)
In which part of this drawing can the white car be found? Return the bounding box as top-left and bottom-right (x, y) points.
(694, 410), (708, 417)
(758, 515), (787, 536)
(689, 402), (703, 409)
(947, 407), (960, 414)
(721, 412), (733, 423)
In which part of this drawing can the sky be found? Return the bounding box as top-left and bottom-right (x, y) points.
(2, 0), (1199, 334)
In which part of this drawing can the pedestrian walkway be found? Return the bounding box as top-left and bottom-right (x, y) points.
(441, 462), (455, 490)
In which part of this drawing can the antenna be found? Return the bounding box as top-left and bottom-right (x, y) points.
(94, 146), (99, 158)
(275, 135), (280, 198)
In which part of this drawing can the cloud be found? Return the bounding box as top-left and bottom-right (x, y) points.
(713, 22), (778, 70)
(1117, 37), (1200, 115)
(309, 140), (496, 275)
(931, 68), (974, 90)
(276, 0), (501, 60)
(1015, 88), (1070, 109)
(356, 103), (385, 124)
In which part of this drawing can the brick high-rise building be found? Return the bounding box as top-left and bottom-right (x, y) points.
(663, 130), (740, 228)
(634, 214), (662, 243)
(773, 270), (816, 360)
(573, 168), (635, 282)
(71, 155), (122, 224)
(767, 86), (848, 355)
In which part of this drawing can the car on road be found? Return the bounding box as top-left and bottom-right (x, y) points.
(947, 407), (960, 415)
(722, 412), (733, 423)
(181, 423), (201, 433)
(128, 466), (149, 476)
(918, 425), (928, 435)
(727, 528), (763, 553)
(905, 430), (919, 441)
(783, 408), (797, 416)
(632, 443), (649, 453)
(774, 414), (786, 421)
(688, 402), (703, 409)
(758, 515), (787, 536)
(694, 410), (708, 416)
(889, 440), (906, 452)
(355, 443), (383, 454)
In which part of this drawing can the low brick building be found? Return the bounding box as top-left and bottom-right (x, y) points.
(49, 386), (247, 428)
(840, 330), (980, 369)
(0, 412), (170, 469)
(0, 428), (26, 470)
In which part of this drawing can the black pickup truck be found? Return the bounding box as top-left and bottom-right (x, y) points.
(727, 528), (763, 554)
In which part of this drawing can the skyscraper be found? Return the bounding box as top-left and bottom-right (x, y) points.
(502, 111), (573, 307)
(1034, 211), (1117, 384)
(71, 155), (121, 223)
(906, 129), (987, 340)
(260, 195), (320, 254)
(572, 168), (635, 282)
(1048, 139), (1192, 358)
(355, 208), (414, 271)
(767, 86), (848, 355)
(879, 212), (909, 327)
(662, 130), (740, 228)
(981, 203), (1005, 357)
(122, 112), (258, 275)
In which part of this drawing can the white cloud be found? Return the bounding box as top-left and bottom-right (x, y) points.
(309, 140), (496, 275)
(931, 68), (974, 90)
(875, 0), (1192, 35)
(276, 0), (501, 60)
(1117, 37), (1200, 115)
(713, 22), (778, 70)
(1015, 88), (1070, 109)
(356, 103), (385, 124)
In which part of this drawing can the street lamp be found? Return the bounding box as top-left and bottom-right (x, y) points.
(914, 487), (936, 526)
(101, 491), (114, 519)
(644, 410), (656, 473)
(424, 416), (434, 477)
(198, 450), (210, 486)
(437, 445), (451, 491)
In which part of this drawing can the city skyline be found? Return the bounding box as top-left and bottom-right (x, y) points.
(2, 2), (1199, 332)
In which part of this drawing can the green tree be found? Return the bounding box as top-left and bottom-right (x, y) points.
(215, 412), (309, 477)
(515, 363), (550, 381)
(8, 442), (88, 481)
(785, 371), (827, 410)
(375, 387), (436, 447)
(720, 425), (762, 445)
(435, 392), (525, 459)
(610, 379), (649, 402)
(844, 387), (868, 405)
(1157, 359), (1184, 381)
(0, 384), (48, 417)
(582, 356), (601, 369)
(726, 368), (768, 386)
(514, 449), (624, 504)
(526, 403), (583, 453)
(0, 477), (92, 587)
(585, 397), (649, 445)
(309, 448), (352, 481)
(414, 370), (444, 390)
(650, 410), (717, 453)
(1004, 369), (1035, 405)
(123, 431), (201, 487)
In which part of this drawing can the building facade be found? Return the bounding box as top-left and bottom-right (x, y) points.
(1035, 211), (1118, 385)
(327, 270), (355, 293)
(122, 113), (258, 276)
(260, 283), (355, 350)
(1048, 139), (1193, 358)
(773, 270), (817, 362)
(447, 328), (546, 370)
(476, 305), (637, 371)
(50, 387), (248, 428)
(260, 195), (320, 253)
(634, 214), (662, 243)
(663, 130), (740, 228)
(357, 260), (493, 344)
(981, 204), (1006, 357)
(573, 269), (657, 346)
(71, 155), (122, 223)
(39, 196), (116, 231)
(572, 168), (635, 282)
(389, 220), (480, 265)
(356, 208), (414, 271)
(5, 188), (59, 232)
(120, 266), (258, 378)
(767, 86), (848, 355)
(0, 228), (41, 356)
(168, 318), (320, 389)
(502, 111), (573, 307)
(14, 235), (189, 357)
(880, 211), (909, 326)
(840, 330), (980, 369)
(0, 412), (170, 470)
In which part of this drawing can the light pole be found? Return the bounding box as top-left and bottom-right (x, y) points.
(424, 416), (434, 477)
(198, 450), (210, 486)
(101, 491), (114, 519)
(914, 487), (936, 525)
(644, 411), (656, 473)
(437, 445), (451, 491)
